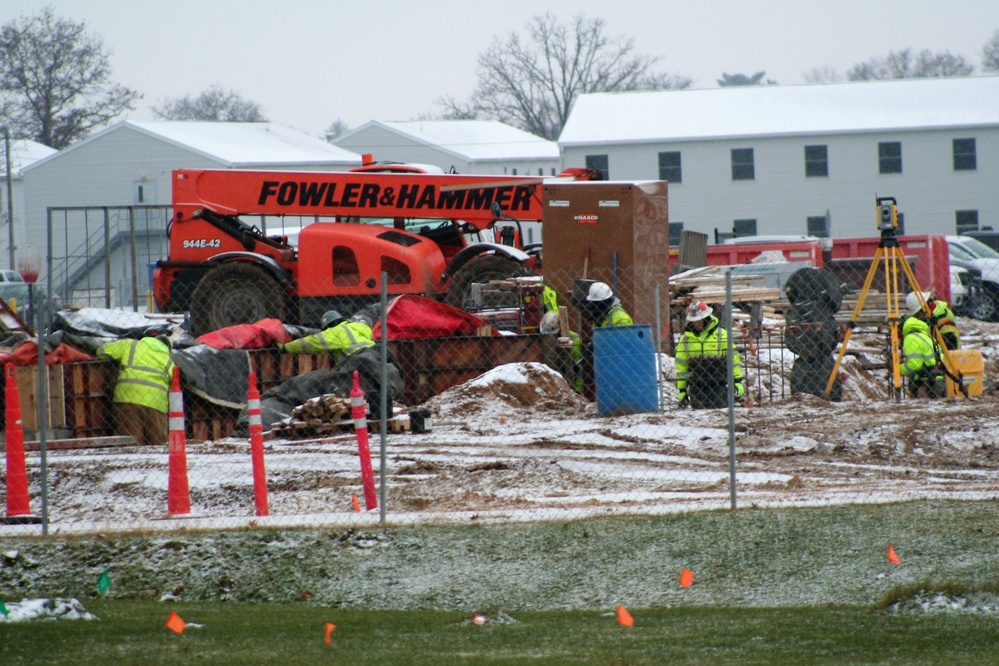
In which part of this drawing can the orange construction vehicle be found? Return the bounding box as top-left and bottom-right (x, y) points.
(154, 163), (598, 334)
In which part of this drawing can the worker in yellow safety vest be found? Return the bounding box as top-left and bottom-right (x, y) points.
(279, 310), (375, 362)
(905, 291), (959, 351)
(97, 334), (175, 447)
(582, 282), (633, 329)
(901, 295), (945, 398)
(675, 300), (745, 408)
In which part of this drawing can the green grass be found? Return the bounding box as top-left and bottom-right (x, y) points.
(2, 599), (999, 665)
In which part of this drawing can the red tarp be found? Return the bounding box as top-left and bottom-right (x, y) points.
(372, 295), (498, 340)
(195, 318), (292, 349)
(0, 342), (95, 366)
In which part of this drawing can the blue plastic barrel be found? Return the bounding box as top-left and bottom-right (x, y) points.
(593, 325), (658, 416)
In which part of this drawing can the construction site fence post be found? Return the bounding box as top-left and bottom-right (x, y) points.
(654, 285), (664, 410)
(378, 272), (388, 524)
(726, 271), (738, 510)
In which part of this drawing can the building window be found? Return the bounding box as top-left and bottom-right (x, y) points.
(668, 222), (684, 245)
(658, 151), (682, 183)
(956, 210), (979, 233)
(586, 154), (609, 180)
(953, 138), (976, 171)
(804, 145), (828, 177)
(731, 148), (754, 180)
(733, 218), (757, 237)
(878, 141), (902, 174)
(807, 215), (830, 238)
(538, 168), (544, 176)
(512, 168), (518, 175)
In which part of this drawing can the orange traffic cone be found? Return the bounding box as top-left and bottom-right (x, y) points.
(350, 371), (377, 511)
(247, 371), (269, 517)
(616, 605), (634, 627)
(2, 363), (38, 524)
(167, 367), (191, 516)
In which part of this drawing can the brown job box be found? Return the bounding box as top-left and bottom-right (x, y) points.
(542, 181), (670, 332)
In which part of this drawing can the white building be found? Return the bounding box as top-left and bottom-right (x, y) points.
(18, 120), (362, 307)
(333, 119), (560, 176)
(558, 77), (999, 243)
(0, 139), (57, 270)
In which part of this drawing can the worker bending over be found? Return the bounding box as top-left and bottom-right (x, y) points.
(901, 296), (945, 398)
(97, 334), (175, 447)
(280, 310), (374, 361)
(905, 291), (959, 351)
(675, 300), (745, 408)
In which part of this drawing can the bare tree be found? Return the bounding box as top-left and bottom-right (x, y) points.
(152, 85), (267, 122)
(437, 14), (690, 140)
(983, 29), (999, 72)
(717, 71), (776, 86)
(802, 66), (842, 84)
(0, 7), (140, 149)
(324, 118), (350, 142)
(848, 48), (974, 80)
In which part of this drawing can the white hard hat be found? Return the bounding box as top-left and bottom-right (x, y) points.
(586, 281), (613, 302)
(540, 311), (560, 334)
(686, 300), (712, 322)
(905, 291), (931, 316)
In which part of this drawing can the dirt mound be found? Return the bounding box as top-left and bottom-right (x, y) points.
(425, 362), (589, 420)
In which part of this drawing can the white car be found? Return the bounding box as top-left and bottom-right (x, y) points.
(946, 235), (999, 321)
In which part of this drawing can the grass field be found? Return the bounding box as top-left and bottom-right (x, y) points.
(3, 501), (999, 663)
(2, 599), (999, 665)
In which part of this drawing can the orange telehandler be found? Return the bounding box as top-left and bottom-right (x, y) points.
(153, 163), (598, 334)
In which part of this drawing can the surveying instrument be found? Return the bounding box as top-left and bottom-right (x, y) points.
(824, 196), (966, 399)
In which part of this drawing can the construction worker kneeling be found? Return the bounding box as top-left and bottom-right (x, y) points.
(676, 301), (745, 409)
(901, 297), (946, 399)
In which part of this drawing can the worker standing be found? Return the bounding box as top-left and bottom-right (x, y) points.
(901, 297), (945, 398)
(675, 300), (745, 408)
(906, 291), (959, 351)
(573, 281), (634, 398)
(279, 310), (374, 361)
(97, 334), (175, 447)
(581, 282), (633, 329)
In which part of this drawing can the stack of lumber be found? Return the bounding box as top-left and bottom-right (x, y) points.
(266, 394), (410, 440)
(669, 266), (779, 306)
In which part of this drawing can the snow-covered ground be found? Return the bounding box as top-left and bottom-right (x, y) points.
(3, 316), (998, 537)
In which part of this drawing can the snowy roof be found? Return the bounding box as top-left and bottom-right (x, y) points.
(343, 120), (559, 162)
(559, 76), (999, 146)
(24, 120), (362, 172)
(0, 139), (57, 177)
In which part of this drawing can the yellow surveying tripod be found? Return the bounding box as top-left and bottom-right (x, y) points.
(825, 196), (966, 399)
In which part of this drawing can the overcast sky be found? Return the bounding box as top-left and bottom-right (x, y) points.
(3, 1), (999, 139)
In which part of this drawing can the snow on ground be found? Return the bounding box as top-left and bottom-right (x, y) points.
(0, 597), (96, 623)
(3, 319), (999, 536)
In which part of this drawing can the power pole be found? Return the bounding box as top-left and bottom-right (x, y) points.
(3, 127), (14, 270)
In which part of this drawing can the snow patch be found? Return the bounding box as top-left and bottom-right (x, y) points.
(0, 598), (97, 623)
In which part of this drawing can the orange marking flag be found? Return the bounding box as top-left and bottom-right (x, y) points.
(888, 545), (902, 566)
(324, 622), (336, 644)
(679, 567), (695, 589)
(616, 605), (634, 627)
(165, 611), (187, 634)
(351, 495), (361, 512)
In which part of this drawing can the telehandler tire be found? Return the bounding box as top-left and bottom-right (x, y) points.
(445, 255), (535, 310)
(190, 262), (285, 336)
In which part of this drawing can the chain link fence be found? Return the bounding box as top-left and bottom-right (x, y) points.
(2, 218), (998, 535)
